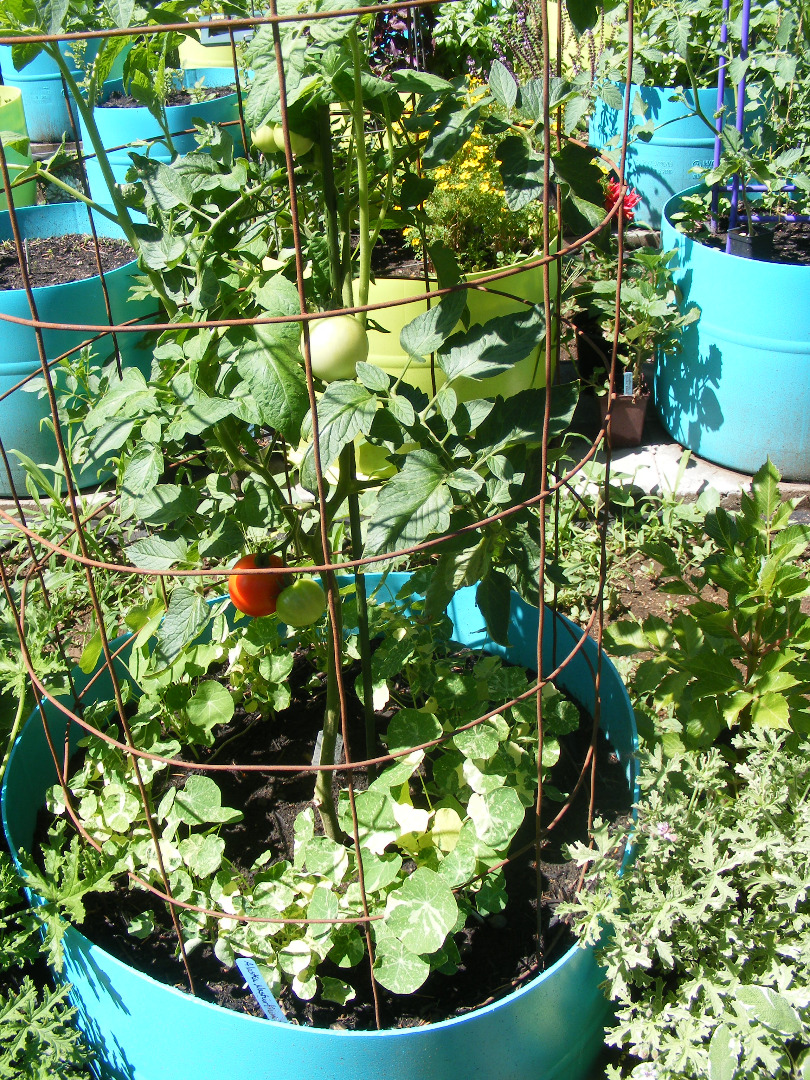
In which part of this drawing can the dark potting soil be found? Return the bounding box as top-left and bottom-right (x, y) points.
(369, 229), (426, 279)
(59, 658), (632, 1032)
(702, 218), (810, 266)
(100, 86), (236, 109)
(0, 235), (134, 290)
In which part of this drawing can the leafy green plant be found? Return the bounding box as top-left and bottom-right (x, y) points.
(0, 853), (90, 1079)
(571, 243), (699, 399)
(43, 582), (581, 1002)
(605, 459), (810, 752)
(563, 726), (810, 1079)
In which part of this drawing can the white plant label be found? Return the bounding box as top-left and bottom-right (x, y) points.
(623, 371), (633, 397)
(235, 958), (289, 1023)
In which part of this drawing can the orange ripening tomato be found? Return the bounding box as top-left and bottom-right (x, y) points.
(227, 554), (286, 617)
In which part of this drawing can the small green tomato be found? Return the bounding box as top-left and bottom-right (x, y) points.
(251, 124), (277, 155)
(303, 314), (369, 382)
(275, 579), (326, 627)
(272, 125), (314, 157)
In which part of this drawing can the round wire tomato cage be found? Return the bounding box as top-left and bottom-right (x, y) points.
(0, 0), (640, 1060)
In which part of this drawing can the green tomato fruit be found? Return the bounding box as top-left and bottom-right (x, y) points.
(251, 124), (277, 155)
(272, 125), (314, 157)
(275, 579), (326, 627)
(304, 314), (369, 382)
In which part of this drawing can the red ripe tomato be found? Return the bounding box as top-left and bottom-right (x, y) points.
(227, 554), (286, 617)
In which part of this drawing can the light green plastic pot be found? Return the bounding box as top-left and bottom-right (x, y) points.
(357, 257), (557, 475)
(366, 257), (557, 398)
(0, 86), (36, 210)
(2, 572), (637, 1080)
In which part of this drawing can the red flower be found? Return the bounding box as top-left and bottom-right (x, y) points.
(605, 179), (642, 223)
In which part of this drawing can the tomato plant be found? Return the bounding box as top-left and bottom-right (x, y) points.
(304, 315), (369, 382)
(275, 578), (326, 627)
(228, 554), (286, 617)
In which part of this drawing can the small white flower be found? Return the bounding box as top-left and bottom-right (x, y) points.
(631, 1063), (659, 1080)
(655, 821), (677, 842)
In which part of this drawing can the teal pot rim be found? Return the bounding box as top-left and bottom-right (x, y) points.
(2, 573), (637, 1079)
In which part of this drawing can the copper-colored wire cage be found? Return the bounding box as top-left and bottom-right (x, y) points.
(0, 0), (639, 1072)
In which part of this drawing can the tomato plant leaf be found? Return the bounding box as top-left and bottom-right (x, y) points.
(299, 382), (376, 492)
(497, 136), (545, 211)
(126, 535), (189, 572)
(438, 307), (545, 381)
(422, 101), (482, 170)
(235, 326), (308, 441)
(156, 586), (211, 665)
(489, 60), (517, 111)
(399, 290), (468, 359)
(364, 451), (453, 556)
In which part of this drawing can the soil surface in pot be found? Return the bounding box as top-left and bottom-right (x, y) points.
(101, 86), (235, 109)
(698, 218), (810, 265)
(57, 655), (632, 1032)
(0, 235), (134, 290)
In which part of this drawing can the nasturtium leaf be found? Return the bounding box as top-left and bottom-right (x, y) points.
(385, 867), (458, 955)
(359, 850), (403, 893)
(173, 776), (243, 826)
(468, 788), (525, 850)
(431, 807), (463, 853)
(179, 834), (226, 878)
(302, 837), (350, 884)
(186, 680), (234, 734)
(452, 720), (502, 762)
(101, 786), (140, 834)
(320, 977), (356, 1005)
(373, 936), (430, 994)
(342, 790), (398, 855)
(386, 708), (443, 752)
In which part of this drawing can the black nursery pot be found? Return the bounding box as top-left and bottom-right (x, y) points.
(728, 227), (775, 261)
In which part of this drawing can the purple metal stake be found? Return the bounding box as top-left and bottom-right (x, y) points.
(711, 0), (730, 231)
(727, 0), (751, 250)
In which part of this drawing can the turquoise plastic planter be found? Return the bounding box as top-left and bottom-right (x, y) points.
(657, 186), (810, 480)
(0, 40), (99, 143)
(589, 85), (726, 229)
(79, 91), (240, 201)
(0, 202), (153, 496)
(2, 573), (637, 1080)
